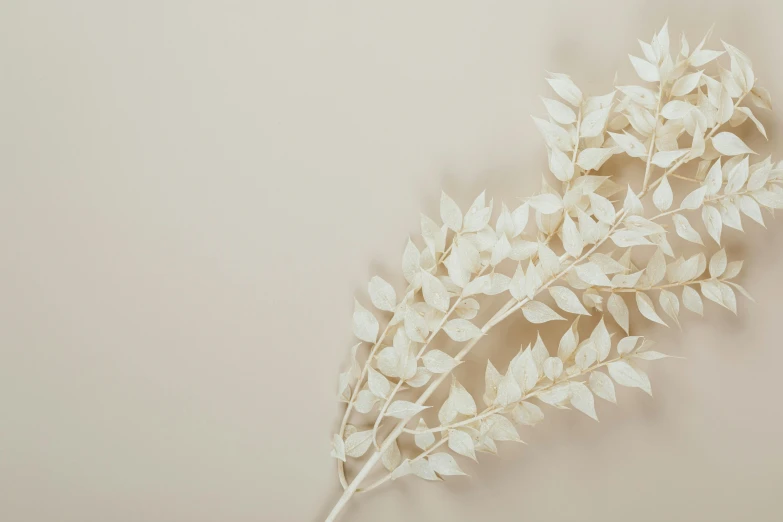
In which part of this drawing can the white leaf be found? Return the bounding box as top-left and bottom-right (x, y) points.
(739, 195), (764, 225)
(483, 360), (501, 406)
(455, 298), (480, 320)
(410, 459), (439, 481)
(421, 271), (450, 313)
(723, 260), (744, 279)
(443, 319), (481, 341)
(612, 270), (643, 288)
(561, 213), (584, 257)
(691, 123), (706, 158)
(509, 264), (526, 301)
(577, 148), (614, 171)
(548, 146), (575, 181)
(575, 341), (597, 370)
(608, 360), (648, 392)
(607, 293), (630, 333)
(581, 107), (612, 138)
(331, 434), (346, 462)
(405, 308), (430, 343)
(495, 372), (522, 407)
(510, 348), (539, 393)
(450, 378), (477, 416)
(390, 459), (413, 480)
(653, 175), (673, 211)
(543, 356), (564, 381)
(680, 186), (707, 210)
(659, 289), (680, 325)
(671, 71), (702, 96)
(549, 286), (590, 315)
(462, 274), (491, 297)
(421, 214), (446, 253)
(423, 349), (458, 374)
(512, 401), (544, 426)
(590, 318), (611, 361)
(661, 100), (694, 120)
(623, 186), (644, 215)
(709, 248), (727, 278)
(629, 55), (660, 82)
(414, 419), (435, 450)
(511, 203), (530, 236)
(736, 107), (767, 139)
(570, 382), (598, 420)
(546, 75), (583, 106)
(652, 149), (688, 168)
(448, 429), (476, 461)
(440, 191), (463, 232)
(463, 191), (492, 233)
(538, 244), (561, 277)
(428, 453), (466, 476)
(589, 371), (617, 403)
(630, 349), (668, 361)
(682, 285), (704, 315)
(490, 234), (512, 266)
(537, 383), (572, 406)
(636, 291), (668, 326)
(402, 242), (422, 289)
(575, 262), (612, 287)
(532, 116), (573, 152)
(704, 159), (723, 195)
(557, 322), (578, 360)
(702, 205), (722, 244)
(673, 214), (704, 245)
(344, 430), (374, 458)
(689, 49), (724, 67)
(750, 86), (772, 111)
(609, 131), (647, 158)
(725, 157), (749, 194)
(542, 97), (577, 124)
(353, 300), (379, 343)
(617, 336), (642, 355)
(354, 390), (379, 413)
(701, 280), (737, 313)
(723, 41), (755, 91)
(521, 301), (566, 324)
(382, 440), (402, 471)
(588, 195), (616, 227)
(529, 193), (564, 214)
(386, 400), (428, 419)
(368, 367), (391, 399)
(646, 248), (666, 285)
(368, 276), (397, 312)
(712, 132), (756, 156)
(532, 335), (549, 371)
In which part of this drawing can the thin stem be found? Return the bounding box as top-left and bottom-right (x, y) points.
(403, 408), (499, 435)
(594, 277), (726, 294)
(670, 173), (699, 183)
(325, 451), (381, 522)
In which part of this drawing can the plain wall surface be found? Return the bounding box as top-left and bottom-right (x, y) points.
(2, 1), (783, 521)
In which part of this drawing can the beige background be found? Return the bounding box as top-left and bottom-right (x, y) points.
(2, 1), (783, 521)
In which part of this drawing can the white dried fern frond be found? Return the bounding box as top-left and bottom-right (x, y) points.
(325, 22), (780, 522)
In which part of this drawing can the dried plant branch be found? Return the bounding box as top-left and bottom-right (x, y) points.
(325, 22), (779, 522)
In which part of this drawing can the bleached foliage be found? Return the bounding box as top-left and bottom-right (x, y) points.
(326, 22), (780, 521)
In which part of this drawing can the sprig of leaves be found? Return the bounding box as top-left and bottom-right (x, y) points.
(325, 22), (781, 522)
